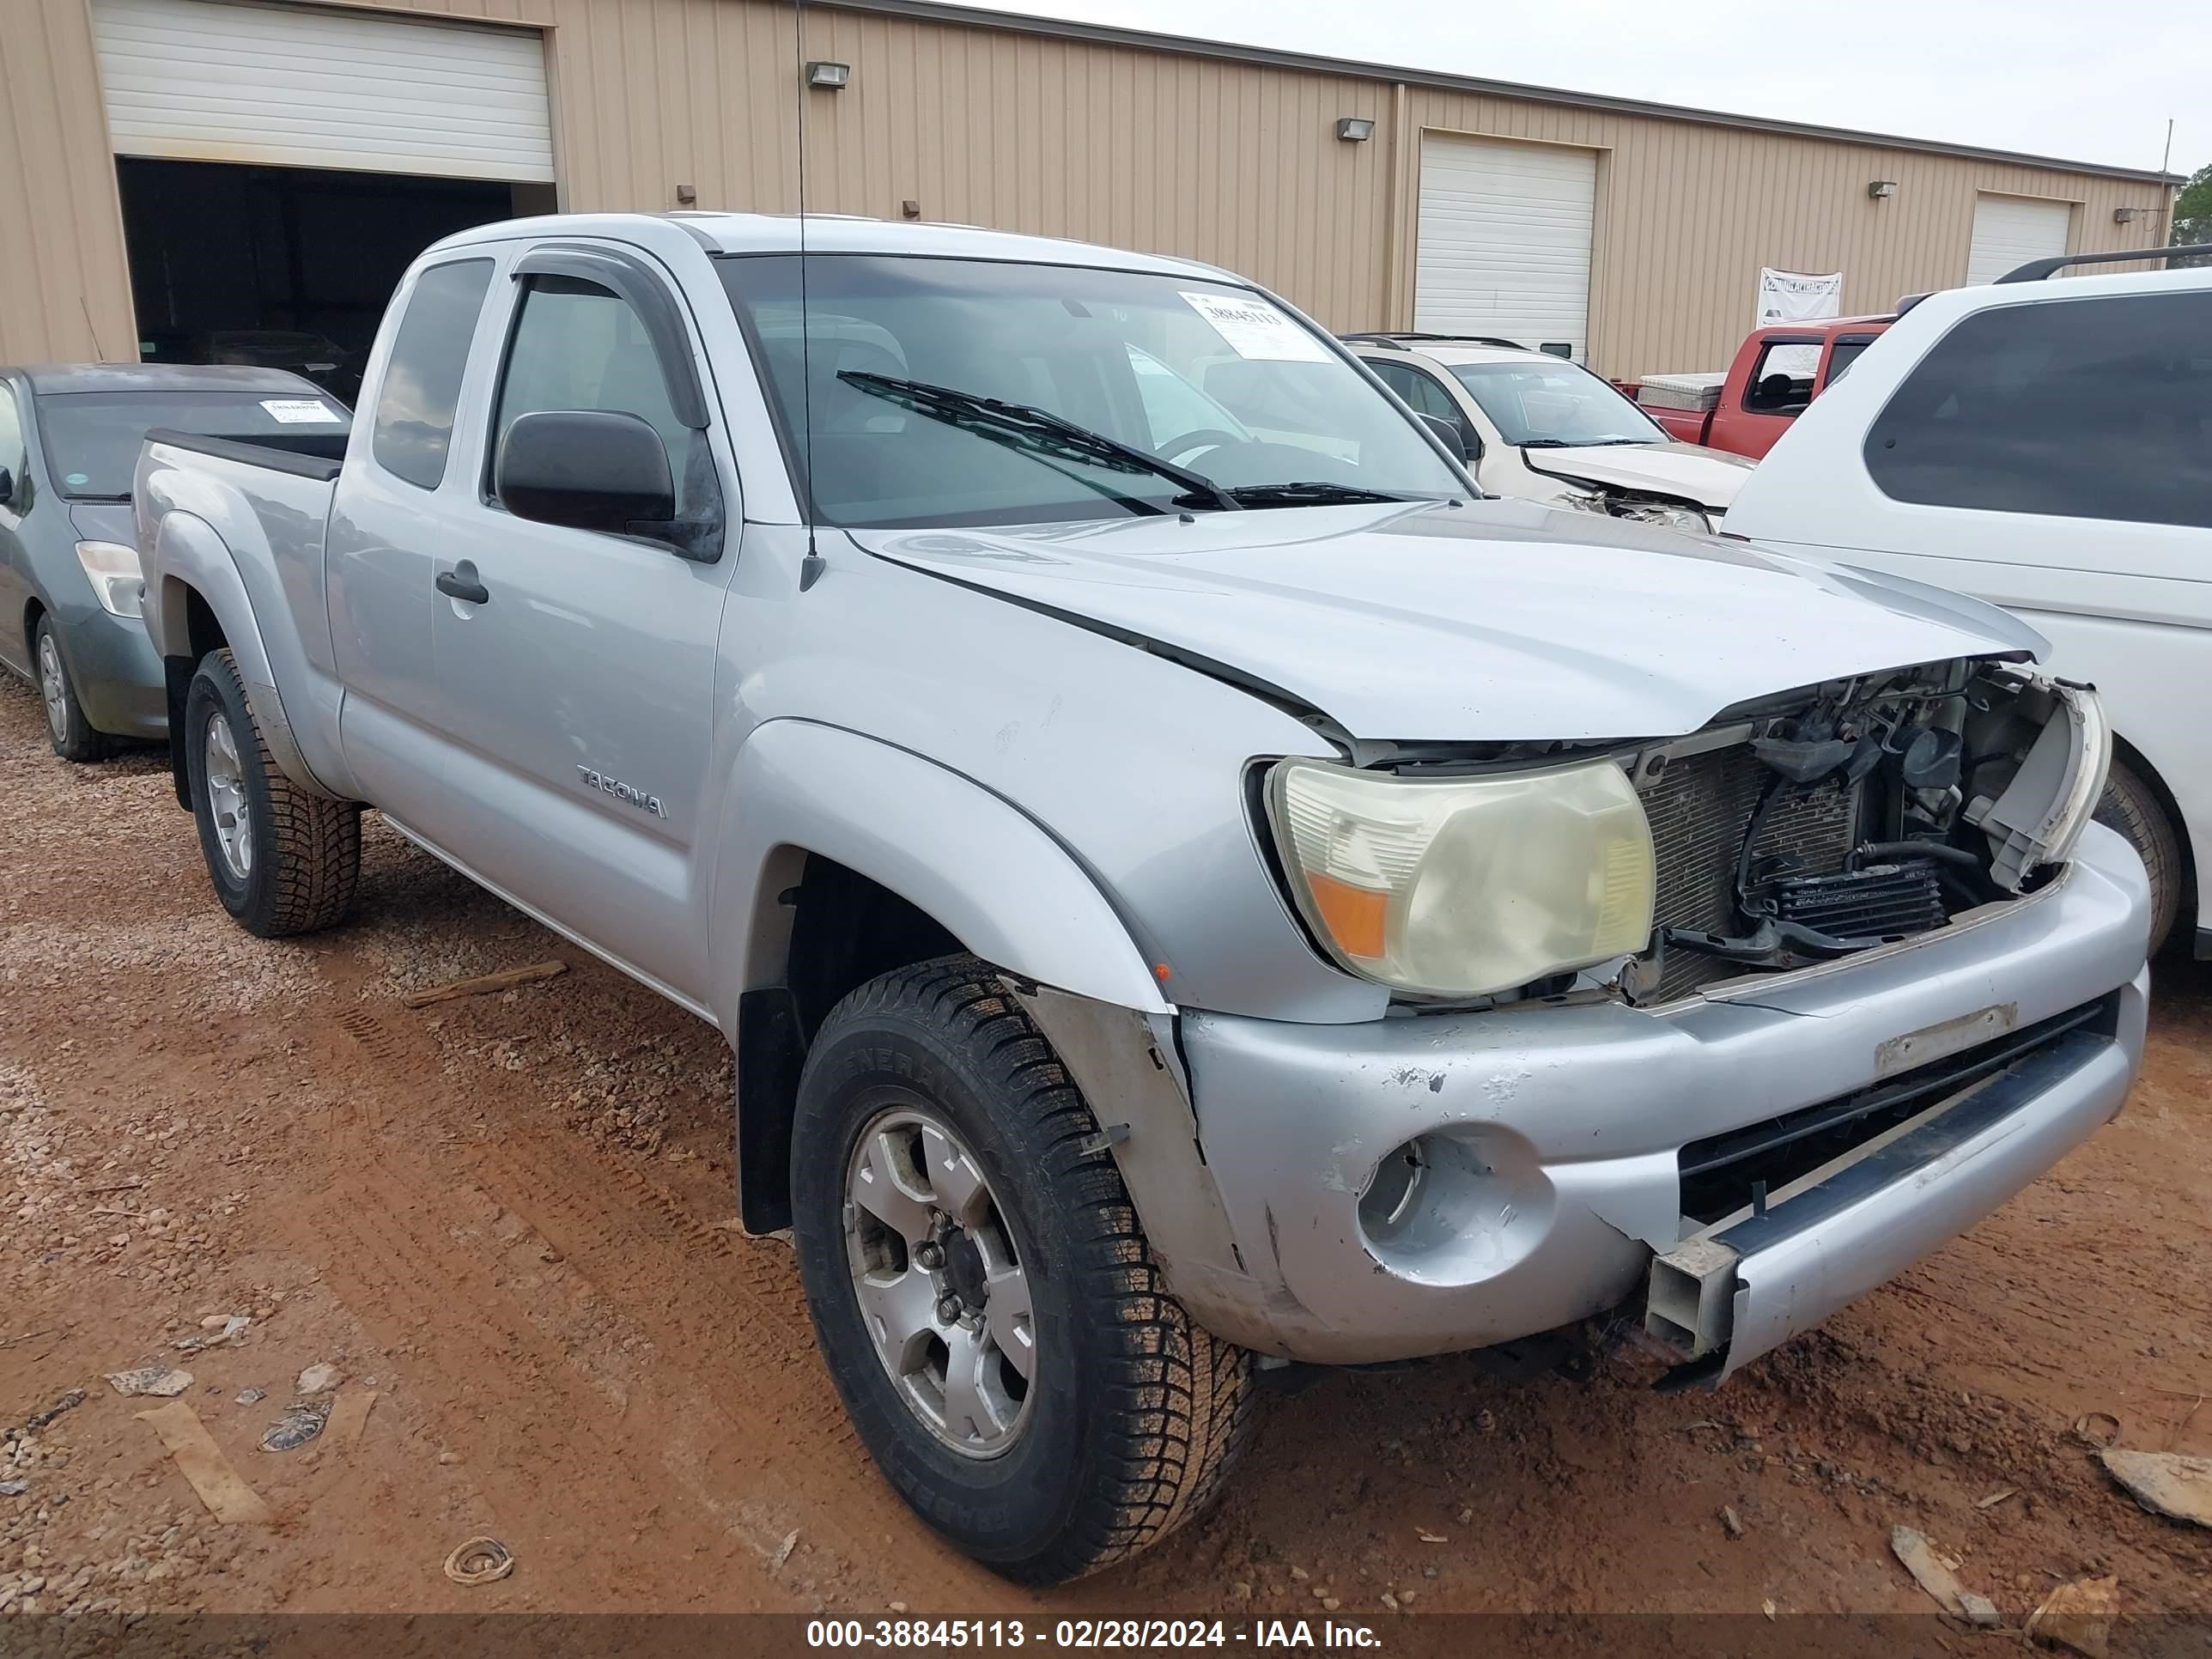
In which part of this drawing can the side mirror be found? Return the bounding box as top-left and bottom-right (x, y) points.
(0, 465), (15, 507)
(495, 410), (675, 536)
(1416, 411), (1471, 465)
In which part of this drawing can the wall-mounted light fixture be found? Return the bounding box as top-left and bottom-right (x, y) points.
(1867, 179), (1897, 200)
(2113, 205), (2142, 223)
(1336, 117), (1375, 143)
(805, 60), (851, 89)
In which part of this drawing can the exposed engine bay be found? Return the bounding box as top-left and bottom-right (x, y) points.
(1612, 658), (2108, 1004)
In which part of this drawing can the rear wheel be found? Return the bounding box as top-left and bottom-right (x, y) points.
(790, 957), (1256, 1583)
(2094, 757), (2181, 955)
(184, 648), (361, 938)
(35, 617), (106, 763)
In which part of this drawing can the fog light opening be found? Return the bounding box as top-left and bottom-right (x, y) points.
(1355, 1133), (1554, 1278)
(1360, 1139), (1431, 1237)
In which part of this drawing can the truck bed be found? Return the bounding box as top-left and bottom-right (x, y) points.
(143, 427), (348, 479)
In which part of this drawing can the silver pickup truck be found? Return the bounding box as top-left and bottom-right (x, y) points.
(136, 212), (2150, 1583)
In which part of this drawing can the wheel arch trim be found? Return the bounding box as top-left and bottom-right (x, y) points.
(147, 512), (337, 800)
(711, 719), (1172, 1023)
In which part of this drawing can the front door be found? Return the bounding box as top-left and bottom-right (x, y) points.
(425, 251), (737, 1007)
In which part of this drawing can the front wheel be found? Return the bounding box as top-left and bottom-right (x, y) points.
(184, 648), (361, 938)
(790, 957), (1256, 1583)
(35, 617), (106, 763)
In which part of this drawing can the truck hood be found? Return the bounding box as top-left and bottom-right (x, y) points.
(1520, 441), (1756, 511)
(849, 497), (2043, 743)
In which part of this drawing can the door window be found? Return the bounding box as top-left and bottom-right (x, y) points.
(1365, 359), (1477, 452)
(1366, 360), (1454, 423)
(1823, 335), (1881, 386)
(1863, 289), (2212, 530)
(491, 276), (718, 522)
(370, 258), (495, 490)
(1741, 339), (1822, 414)
(0, 383), (24, 483)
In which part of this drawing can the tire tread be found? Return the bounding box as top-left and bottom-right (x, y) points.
(194, 648), (360, 937)
(803, 956), (1256, 1583)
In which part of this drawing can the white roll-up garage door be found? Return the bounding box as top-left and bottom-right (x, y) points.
(1965, 194), (2073, 285)
(1414, 135), (1597, 361)
(93, 0), (554, 182)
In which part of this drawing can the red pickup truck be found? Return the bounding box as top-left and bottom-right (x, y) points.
(1629, 314), (1894, 459)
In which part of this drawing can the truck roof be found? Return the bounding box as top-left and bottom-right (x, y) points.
(1752, 313), (1896, 337)
(426, 210), (1243, 283)
(4, 363), (330, 395)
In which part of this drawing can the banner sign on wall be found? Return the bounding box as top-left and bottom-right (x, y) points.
(1755, 268), (1844, 326)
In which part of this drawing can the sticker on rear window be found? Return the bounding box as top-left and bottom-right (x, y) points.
(1180, 292), (1330, 362)
(260, 398), (342, 425)
(65, 472), (89, 487)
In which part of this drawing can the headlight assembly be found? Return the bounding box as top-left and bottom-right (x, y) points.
(1553, 493), (1711, 536)
(74, 540), (143, 619)
(1266, 756), (1657, 998)
(1973, 680), (2112, 890)
(1616, 501), (1712, 535)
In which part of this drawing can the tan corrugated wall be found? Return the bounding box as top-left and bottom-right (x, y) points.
(0, 0), (138, 362)
(1396, 86), (2172, 375)
(0, 0), (2175, 377)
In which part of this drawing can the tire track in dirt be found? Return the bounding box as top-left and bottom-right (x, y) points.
(301, 945), (1018, 1608)
(277, 1133), (834, 1608)
(458, 1132), (1041, 1604)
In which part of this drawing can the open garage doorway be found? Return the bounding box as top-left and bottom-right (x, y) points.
(116, 159), (550, 408)
(92, 0), (557, 399)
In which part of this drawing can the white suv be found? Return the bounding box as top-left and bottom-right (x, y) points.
(1725, 251), (2212, 955)
(1349, 333), (1755, 532)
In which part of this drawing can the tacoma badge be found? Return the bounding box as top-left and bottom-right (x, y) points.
(576, 765), (667, 819)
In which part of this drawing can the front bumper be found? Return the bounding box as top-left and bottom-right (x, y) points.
(52, 598), (167, 738)
(1176, 822), (2150, 1366)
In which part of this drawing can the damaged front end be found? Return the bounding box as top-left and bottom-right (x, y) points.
(1265, 657), (2112, 1013)
(1609, 659), (2111, 1006)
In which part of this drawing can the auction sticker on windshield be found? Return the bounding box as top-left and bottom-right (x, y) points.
(1181, 291), (1330, 362)
(259, 398), (343, 424)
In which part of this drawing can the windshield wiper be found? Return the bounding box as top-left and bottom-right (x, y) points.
(1521, 437), (1649, 448)
(1225, 481), (1413, 507)
(838, 370), (1241, 513)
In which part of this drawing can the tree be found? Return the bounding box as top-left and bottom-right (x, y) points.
(2175, 161), (2212, 245)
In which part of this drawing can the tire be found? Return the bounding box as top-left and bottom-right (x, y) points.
(790, 957), (1256, 1583)
(2094, 757), (2182, 957)
(183, 647), (361, 938)
(34, 616), (106, 763)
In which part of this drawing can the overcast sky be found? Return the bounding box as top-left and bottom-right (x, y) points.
(949, 0), (2206, 179)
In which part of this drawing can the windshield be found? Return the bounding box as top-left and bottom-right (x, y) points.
(1446, 360), (1665, 447)
(35, 389), (349, 499)
(718, 254), (1465, 528)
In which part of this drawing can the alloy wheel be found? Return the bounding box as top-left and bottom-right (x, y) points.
(204, 713), (253, 882)
(843, 1101), (1037, 1458)
(38, 632), (67, 742)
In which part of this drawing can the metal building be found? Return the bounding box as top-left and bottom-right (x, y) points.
(0, 0), (2179, 380)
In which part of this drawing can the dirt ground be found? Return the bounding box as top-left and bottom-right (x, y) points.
(2, 669), (2207, 1635)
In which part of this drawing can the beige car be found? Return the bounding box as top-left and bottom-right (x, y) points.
(1351, 333), (1756, 533)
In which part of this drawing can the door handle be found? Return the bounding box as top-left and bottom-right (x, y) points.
(436, 563), (489, 605)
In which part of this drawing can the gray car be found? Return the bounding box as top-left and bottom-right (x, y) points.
(132, 214), (2150, 1583)
(0, 364), (349, 760)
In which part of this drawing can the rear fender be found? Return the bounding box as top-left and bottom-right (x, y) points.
(146, 512), (337, 800)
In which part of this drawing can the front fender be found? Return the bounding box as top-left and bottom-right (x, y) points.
(712, 719), (1170, 1019)
(147, 512), (336, 799)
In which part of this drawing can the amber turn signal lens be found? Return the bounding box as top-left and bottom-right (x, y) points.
(1306, 871), (1389, 960)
